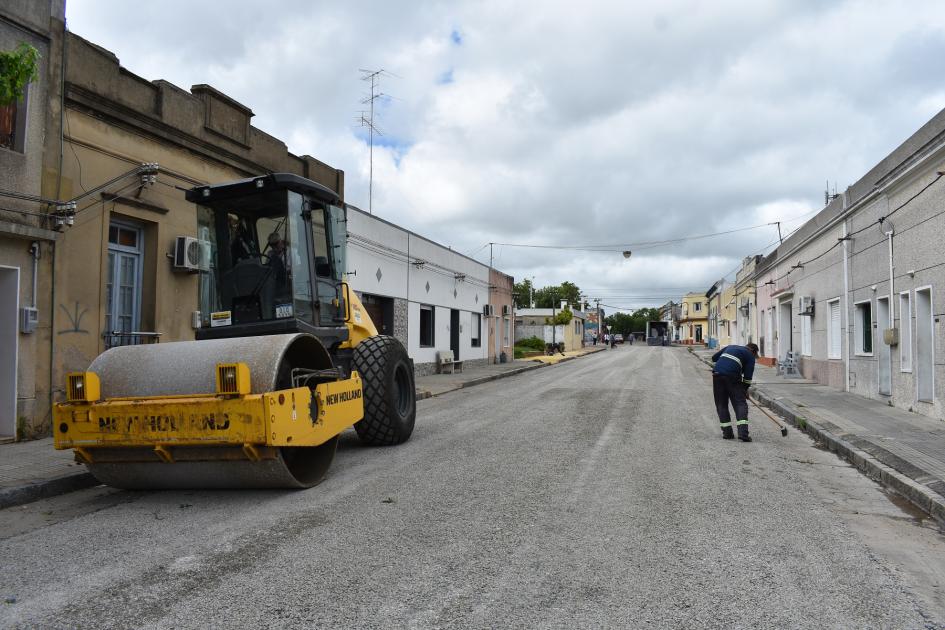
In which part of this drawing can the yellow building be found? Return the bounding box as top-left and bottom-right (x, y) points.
(710, 283), (738, 348)
(678, 292), (708, 345)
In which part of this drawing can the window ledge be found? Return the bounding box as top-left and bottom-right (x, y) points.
(854, 352), (874, 357)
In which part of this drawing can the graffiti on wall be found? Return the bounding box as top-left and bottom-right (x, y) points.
(58, 302), (89, 335)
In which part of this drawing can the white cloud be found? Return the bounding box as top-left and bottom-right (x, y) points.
(65, 0), (945, 310)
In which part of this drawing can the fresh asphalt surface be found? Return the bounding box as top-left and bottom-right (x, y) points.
(2, 346), (945, 628)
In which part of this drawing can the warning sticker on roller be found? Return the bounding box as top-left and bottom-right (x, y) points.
(210, 311), (232, 327)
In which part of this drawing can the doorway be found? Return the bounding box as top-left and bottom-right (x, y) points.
(778, 300), (793, 360)
(450, 309), (460, 360)
(877, 296), (891, 396)
(360, 293), (393, 336)
(0, 266), (18, 439)
(916, 288), (934, 402)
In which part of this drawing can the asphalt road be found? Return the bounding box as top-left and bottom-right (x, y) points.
(2, 345), (945, 629)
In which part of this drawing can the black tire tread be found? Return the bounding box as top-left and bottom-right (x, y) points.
(352, 335), (416, 446)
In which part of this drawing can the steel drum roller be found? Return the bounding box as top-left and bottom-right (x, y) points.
(84, 333), (338, 489)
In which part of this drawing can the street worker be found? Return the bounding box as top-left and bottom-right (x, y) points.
(711, 342), (759, 442)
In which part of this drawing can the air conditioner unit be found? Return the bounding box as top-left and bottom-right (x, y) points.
(799, 296), (814, 316)
(483, 304), (495, 316)
(174, 236), (211, 272)
(502, 305), (512, 315)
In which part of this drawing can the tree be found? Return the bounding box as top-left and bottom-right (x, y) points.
(513, 278), (534, 308)
(546, 307), (573, 325)
(0, 43), (39, 107)
(532, 281), (583, 309)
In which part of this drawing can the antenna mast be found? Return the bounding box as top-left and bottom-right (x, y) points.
(358, 69), (388, 215)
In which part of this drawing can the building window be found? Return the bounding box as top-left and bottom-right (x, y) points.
(105, 221), (143, 348)
(828, 299), (841, 359)
(0, 85), (28, 152)
(470, 312), (481, 347)
(504, 317), (510, 347)
(899, 291), (912, 372)
(419, 305), (434, 347)
(801, 311), (811, 356)
(694, 302), (702, 312)
(854, 300), (872, 355)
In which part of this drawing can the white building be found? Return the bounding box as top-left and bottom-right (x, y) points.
(346, 207), (497, 375)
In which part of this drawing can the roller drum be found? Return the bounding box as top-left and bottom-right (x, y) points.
(84, 333), (338, 489)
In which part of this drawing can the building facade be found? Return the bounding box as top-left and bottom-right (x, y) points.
(677, 292), (708, 344)
(489, 269), (514, 363)
(0, 2), (65, 438)
(515, 305), (587, 351)
(345, 207), (497, 375)
(748, 107), (945, 419)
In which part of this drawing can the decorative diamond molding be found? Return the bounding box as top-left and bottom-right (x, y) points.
(425, 281), (430, 293)
(453, 289), (458, 298)
(475, 294), (479, 303)
(376, 267), (383, 282)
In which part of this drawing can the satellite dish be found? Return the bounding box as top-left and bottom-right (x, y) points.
(880, 218), (895, 236)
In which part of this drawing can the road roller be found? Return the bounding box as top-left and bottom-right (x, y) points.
(54, 173), (416, 489)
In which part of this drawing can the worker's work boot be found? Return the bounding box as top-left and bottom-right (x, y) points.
(737, 424), (752, 442)
(721, 426), (734, 440)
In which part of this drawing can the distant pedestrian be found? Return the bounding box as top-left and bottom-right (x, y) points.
(711, 342), (759, 442)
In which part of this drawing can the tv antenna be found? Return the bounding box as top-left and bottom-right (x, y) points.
(358, 69), (392, 214)
(824, 180), (839, 206)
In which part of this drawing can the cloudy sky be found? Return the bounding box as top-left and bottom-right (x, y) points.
(66, 1), (945, 311)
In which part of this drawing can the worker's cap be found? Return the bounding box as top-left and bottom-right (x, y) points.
(746, 342), (759, 356)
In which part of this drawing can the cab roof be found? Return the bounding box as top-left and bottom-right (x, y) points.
(186, 173), (340, 205)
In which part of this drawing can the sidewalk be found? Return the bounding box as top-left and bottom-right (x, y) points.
(415, 345), (608, 398)
(691, 348), (945, 527)
(0, 345), (609, 510)
(0, 438), (97, 509)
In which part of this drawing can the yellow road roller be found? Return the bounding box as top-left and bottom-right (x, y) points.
(54, 173), (416, 489)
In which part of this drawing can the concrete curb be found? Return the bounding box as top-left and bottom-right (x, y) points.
(688, 349), (945, 528)
(417, 362), (549, 399)
(0, 472), (98, 510)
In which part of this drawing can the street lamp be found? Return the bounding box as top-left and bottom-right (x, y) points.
(623, 250), (632, 259)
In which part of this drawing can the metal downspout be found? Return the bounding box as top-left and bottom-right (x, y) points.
(842, 220), (850, 392)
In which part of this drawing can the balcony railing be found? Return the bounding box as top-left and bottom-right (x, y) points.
(103, 331), (162, 349)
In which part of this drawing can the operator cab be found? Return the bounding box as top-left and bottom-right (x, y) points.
(187, 173), (349, 347)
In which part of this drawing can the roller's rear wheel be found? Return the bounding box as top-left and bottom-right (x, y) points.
(352, 335), (416, 445)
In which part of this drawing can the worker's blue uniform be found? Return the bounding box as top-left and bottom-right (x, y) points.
(711, 345), (756, 440)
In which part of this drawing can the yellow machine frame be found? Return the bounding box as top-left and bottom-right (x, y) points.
(54, 367), (364, 463)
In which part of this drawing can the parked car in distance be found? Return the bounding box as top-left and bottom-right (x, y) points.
(614, 334), (624, 344)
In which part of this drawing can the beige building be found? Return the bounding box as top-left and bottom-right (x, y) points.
(489, 269), (514, 362)
(514, 305), (587, 352)
(0, 3), (65, 439)
(45, 34), (342, 436)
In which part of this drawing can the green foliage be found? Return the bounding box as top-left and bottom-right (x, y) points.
(548, 307), (573, 325)
(0, 43), (40, 107)
(517, 336), (546, 350)
(533, 281), (582, 309)
(604, 307), (662, 336)
(513, 278), (534, 307)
